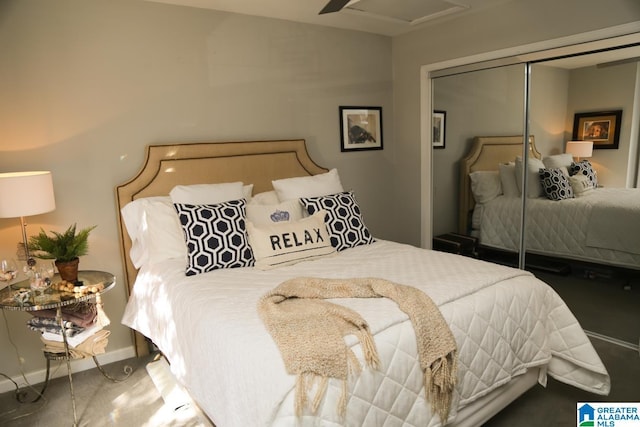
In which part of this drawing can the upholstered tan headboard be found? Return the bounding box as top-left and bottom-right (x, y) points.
(458, 135), (540, 235)
(115, 139), (328, 356)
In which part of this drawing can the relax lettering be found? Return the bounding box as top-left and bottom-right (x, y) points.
(270, 228), (324, 250)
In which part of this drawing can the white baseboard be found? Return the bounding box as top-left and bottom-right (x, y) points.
(0, 346), (136, 394)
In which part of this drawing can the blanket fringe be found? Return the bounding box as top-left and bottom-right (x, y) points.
(311, 376), (329, 413)
(338, 379), (348, 417)
(347, 349), (361, 375)
(423, 351), (457, 424)
(295, 373), (308, 416)
(357, 329), (380, 370)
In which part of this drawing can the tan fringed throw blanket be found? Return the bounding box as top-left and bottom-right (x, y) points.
(258, 277), (457, 424)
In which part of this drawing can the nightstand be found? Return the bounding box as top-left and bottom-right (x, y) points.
(0, 270), (131, 426)
(433, 233), (478, 258)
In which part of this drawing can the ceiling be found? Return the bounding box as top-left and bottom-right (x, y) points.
(145, 0), (513, 37)
(146, 0), (640, 66)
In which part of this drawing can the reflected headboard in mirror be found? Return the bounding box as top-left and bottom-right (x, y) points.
(458, 135), (540, 235)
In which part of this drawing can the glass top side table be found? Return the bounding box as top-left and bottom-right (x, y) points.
(0, 270), (115, 311)
(0, 270), (131, 427)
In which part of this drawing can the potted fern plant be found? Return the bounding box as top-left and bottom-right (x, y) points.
(27, 224), (97, 282)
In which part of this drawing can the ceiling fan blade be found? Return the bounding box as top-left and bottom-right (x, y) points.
(319, 0), (351, 14)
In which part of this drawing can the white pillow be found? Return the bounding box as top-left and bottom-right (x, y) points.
(543, 154), (573, 176)
(247, 210), (336, 270)
(169, 181), (245, 204)
(515, 156), (545, 198)
(249, 190), (280, 205)
(120, 196), (186, 268)
(246, 199), (304, 226)
(498, 162), (519, 198)
(272, 169), (344, 202)
(242, 184), (253, 202)
(569, 174), (595, 196)
(469, 171), (502, 204)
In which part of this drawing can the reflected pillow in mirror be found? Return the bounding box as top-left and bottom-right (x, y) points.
(539, 168), (574, 201)
(542, 153), (573, 176)
(515, 156), (545, 198)
(469, 171), (502, 204)
(498, 162), (519, 198)
(569, 173), (595, 196)
(569, 160), (598, 188)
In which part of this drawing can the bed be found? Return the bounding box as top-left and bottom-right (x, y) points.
(116, 139), (610, 427)
(459, 135), (640, 270)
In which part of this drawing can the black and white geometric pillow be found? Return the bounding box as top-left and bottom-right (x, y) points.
(539, 168), (574, 201)
(174, 199), (254, 275)
(569, 160), (598, 188)
(300, 191), (374, 251)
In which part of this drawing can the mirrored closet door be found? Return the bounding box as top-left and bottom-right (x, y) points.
(432, 63), (527, 265)
(431, 42), (640, 347)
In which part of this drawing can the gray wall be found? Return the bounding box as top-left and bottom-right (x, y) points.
(566, 62), (639, 187)
(0, 0), (393, 386)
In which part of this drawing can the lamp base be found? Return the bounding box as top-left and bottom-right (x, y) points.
(16, 242), (36, 267)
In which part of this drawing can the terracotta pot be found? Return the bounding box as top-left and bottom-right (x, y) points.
(55, 257), (80, 283)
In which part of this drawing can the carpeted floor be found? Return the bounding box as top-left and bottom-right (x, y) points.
(535, 266), (640, 345)
(0, 268), (638, 427)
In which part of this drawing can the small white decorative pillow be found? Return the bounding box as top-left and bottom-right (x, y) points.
(272, 169), (344, 202)
(169, 181), (245, 205)
(120, 196), (186, 268)
(247, 210), (335, 270)
(539, 168), (574, 201)
(569, 160), (598, 188)
(469, 171), (502, 204)
(174, 199), (254, 275)
(498, 162), (519, 198)
(569, 174), (595, 196)
(300, 191), (374, 251)
(515, 156), (545, 198)
(246, 199), (304, 226)
(542, 154), (574, 176)
(250, 191), (280, 205)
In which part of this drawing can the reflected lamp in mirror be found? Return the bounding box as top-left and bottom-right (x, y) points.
(0, 171), (56, 267)
(565, 140), (593, 162)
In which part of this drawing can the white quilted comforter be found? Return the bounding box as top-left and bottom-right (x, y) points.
(475, 188), (640, 269)
(122, 240), (609, 427)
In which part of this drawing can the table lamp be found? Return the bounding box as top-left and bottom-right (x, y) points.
(565, 140), (593, 162)
(0, 171), (56, 267)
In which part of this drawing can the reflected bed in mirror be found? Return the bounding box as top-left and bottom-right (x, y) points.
(460, 135), (640, 271)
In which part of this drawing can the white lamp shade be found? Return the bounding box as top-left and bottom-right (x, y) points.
(0, 171), (56, 218)
(565, 141), (593, 159)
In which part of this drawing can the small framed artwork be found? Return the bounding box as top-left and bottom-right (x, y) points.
(572, 110), (622, 149)
(339, 106), (383, 152)
(433, 110), (446, 149)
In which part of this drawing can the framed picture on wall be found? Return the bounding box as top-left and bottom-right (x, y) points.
(339, 106), (383, 152)
(433, 110), (446, 149)
(572, 110), (622, 149)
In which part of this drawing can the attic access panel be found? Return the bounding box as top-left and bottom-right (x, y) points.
(346, 0), (469, 24)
